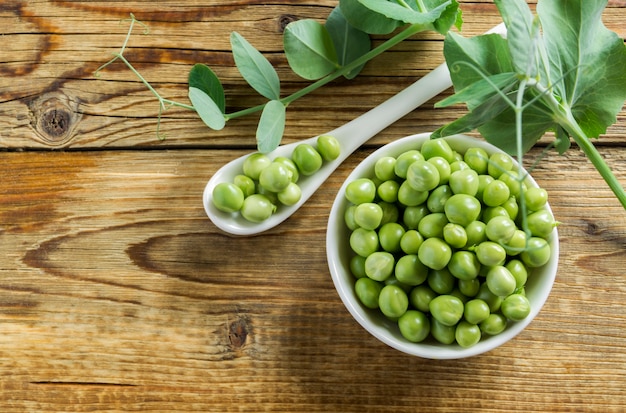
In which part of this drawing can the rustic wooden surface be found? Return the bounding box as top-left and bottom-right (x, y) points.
(1, 1), (626, 412)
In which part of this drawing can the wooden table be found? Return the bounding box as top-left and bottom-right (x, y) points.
(1, 1), (625, 411)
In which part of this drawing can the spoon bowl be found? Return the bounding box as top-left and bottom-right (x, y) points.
(203, 24), (506, 236)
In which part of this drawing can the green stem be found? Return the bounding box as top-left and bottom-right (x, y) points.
(225, 23), (426, 120)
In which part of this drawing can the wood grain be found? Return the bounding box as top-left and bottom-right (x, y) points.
(1, 1), (626, 412)
(1, 146), (626, 412)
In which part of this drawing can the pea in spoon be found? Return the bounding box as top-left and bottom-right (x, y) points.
(202, 23), (505, 236)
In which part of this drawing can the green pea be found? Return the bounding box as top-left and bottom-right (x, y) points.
(397, 180), (429, 207)
(378, 284), (409, 319)
(377, 180), (400, 203)
(316, 134), (341, 161)
(365, 251), (395, 281)
(448, 251), (481, 281)
(398, 310), (431, 343)
(455, 321), (482, 348)
(378, 201), (400, 226)
(395, 254), (428, 286)
(475, 241), (507, 267)
(240, 194), (276, 222)
(233, 174), (256, 197)
(449, 287), (470, 304)
(501, 294), (531, 321)
(429, 294), (464, 327)
(464, 299), (491, 324)
(418, 212), (448, 239)
(501, 196), (519, 220)
(378, 222), (405, 253)
(409, 284), (437, 312)
(483, 179), (511, 207)
(403, 205), (429, 229)
(443, 223), (467, 249)
(464, 147), (489, 174)
(520, 237), (551, 268)
(259, 162), (291, 193)
(486, 266), (517, 297)
(427, 268), (456, 294)
(400, 229), (424, 255)
(394, 150), (424, 179)
(506, 259), (528, 289)
(499, 169), (525, 198)
(354, 203), (384, 230)
(274, 156), (299, 183)
(292, 143), (323, 176)
(421, 138), (455, 163)
(418, 237), (452, 270)
(458, 278), (480, 298)
(450, 160), (470, 173)
(427, 184), (453, 213)
(524, 186), (548, 211)
(485, 215), (517, 244)
(476, 174), (495, 203)
(407, 160), (441, 192)
(427, 156), (452, 184)
(242, 153), (271, 180)
(374, 156), (397, 181)
(355, 277), (383, 309)
(256, 183), (279, 205)
(475, 282), (502, 312)
(430, 318), (456, 344)
(482, 206), (510, 223)
(449, 168), (479, 196)
(212, 182), (245, 213)
(349, 228), (379, 257)
(350, 255), (367, 278)
(444, 194), (481, 227)
(480, 313), (508, 335)
(464, 220), (487, 248)
(277, 182), (302, 206)
(503, 229), (527, 256)
(527, 209), (556, 239)
(345, 178), (376, 205)
(344, 205), (358, 230)
(488, 153), (514, 178)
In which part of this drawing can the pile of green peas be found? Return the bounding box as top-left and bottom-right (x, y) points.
(212, 135), (341, 222)
(343, 139), (555, 348)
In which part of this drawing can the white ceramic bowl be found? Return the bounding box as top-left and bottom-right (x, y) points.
(326, 133), (559, 359)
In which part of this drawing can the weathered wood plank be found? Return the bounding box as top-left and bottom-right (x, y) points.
(1, 1), (624, 149)
(1, 147), (625, 411)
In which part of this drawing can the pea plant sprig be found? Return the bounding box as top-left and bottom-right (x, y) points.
(96, 0), (462, 153)
(432, 0), (626, 210)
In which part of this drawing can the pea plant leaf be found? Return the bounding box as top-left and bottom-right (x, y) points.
(188, 64), (226, 113)
(188, 87), (226, 130)
(284, 19), (339, 80)
(256, 100), (286, 153)
(325, 6), (371, 80)
(231, 32), (281, 100)
(433, 0), (626, 208)
(358, 0), (452, 26)
(339, 0), (401, 34)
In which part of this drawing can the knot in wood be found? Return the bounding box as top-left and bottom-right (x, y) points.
(228, 317), (249, 349)
(278, 14), (298, 32)
(29, 91), (81, 147)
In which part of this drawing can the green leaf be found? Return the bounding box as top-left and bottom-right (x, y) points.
(495, 0), (542, 77)
(283, 19), (339, 80)
(443, 31), (515, 94)
(339, 0), (401, 35)
(537, 0), (626, 139)
(436, 72), (518, 109)
(230, 32), (281, 100)
(554, 125), (572, 154)
(188, 87), (226, 130)
(426, 0), (463, 35)
(325, 6), (371, 80)
(358, 0), (452, 26)
(256, 100), (286, 153)
(188, 64), (226, 113)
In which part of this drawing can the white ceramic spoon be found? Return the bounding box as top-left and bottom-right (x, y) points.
(203, 23), (506, 236)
